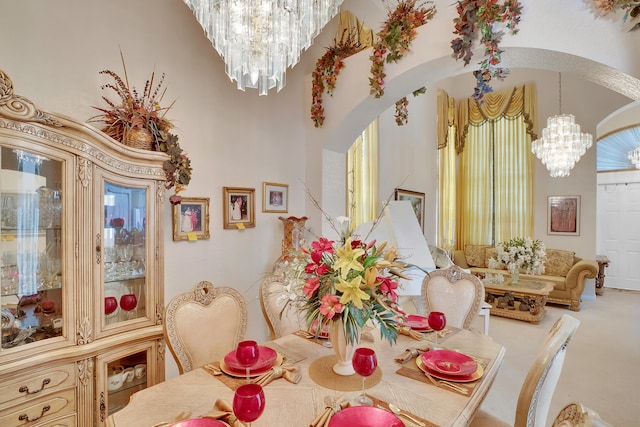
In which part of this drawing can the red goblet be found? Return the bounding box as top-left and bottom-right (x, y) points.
(352, 347), (377, 406)
(119, 294), (137, 319)
(236, 340), (259, 381)
(104, 296), (118, 316)
(233, 383), (265, 426)
(428, 311), (447, 348)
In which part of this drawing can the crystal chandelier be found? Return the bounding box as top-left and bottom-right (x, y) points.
(182, 0), (344, 95)
(629, 143), (640, 169)
(532, 73), (593, 177)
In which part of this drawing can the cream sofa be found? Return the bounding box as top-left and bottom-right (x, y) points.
(453, 245), (598, 311)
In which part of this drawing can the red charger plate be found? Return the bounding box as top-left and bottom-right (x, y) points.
(223, 346), (277, 372)
(328, 406), (405, 427)
(421, 349), (477, 376)
(403, 314), (432, 331)
(416, 356), (484, 383)
(170, 419), (227, 427)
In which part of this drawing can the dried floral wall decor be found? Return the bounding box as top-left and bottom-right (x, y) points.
(394, 87), (426, 126)
(310, 31), (364, 127)
(451, 0), (522, 102)
(369, 0), (436, 99)
(591, 0), (640, 31)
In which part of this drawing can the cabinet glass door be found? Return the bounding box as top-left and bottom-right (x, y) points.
(103, 181), (147, 326)
(1, 147), (63, 349)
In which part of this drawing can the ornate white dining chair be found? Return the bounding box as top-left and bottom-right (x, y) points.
(470, 314), (581, 427)
(164, 281), (248, 373)
(420, 264), (485, 330)
(259, 274), (307, 339)
(552, 402), (612, 427)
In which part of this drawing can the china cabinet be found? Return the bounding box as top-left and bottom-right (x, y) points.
(0, 69), (166, 426)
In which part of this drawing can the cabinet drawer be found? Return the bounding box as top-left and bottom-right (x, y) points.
(0, 388), (75, 426)
(0, 364), (76, 408)
(33, 413), (76, 427)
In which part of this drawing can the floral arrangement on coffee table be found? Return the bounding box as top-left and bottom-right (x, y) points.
(493, 236), (546, 275)
(451, 0), (522, 102)
(370, 0), (436, 98)
(298, 216), (407, 346)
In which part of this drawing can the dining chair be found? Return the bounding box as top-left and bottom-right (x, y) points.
(470, 314), (581, 427)
(259, 274), (306, 339)
(164, 280), (248, 373)
(552, 401), (612, 427)
(420, 264), (485, 330)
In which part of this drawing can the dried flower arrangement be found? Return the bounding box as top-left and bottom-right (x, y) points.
(369, 0), (436, 99)
(89, 52), (191, 203)
(310, 31), (364, 127)
(451, 0), (522, 102)
(394, 87), (426, 126)
(592, 0), (640, 30)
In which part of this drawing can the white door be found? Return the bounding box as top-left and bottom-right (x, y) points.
(597, 171), (640, 291)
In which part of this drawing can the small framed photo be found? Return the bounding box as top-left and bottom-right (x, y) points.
(223, 187), (255, 229)
(548, 195), (581, 235)
(172, 197), (210, 241)
(395, 188), (425, 231)
(262, 182), (288, 213)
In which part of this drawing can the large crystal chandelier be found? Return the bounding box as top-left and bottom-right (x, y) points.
(629, 143), (640, 169)
(182, 0), (344, 95)
(532, 73), (593, 177)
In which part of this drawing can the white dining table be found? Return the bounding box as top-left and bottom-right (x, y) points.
(108, 328), (505, 427)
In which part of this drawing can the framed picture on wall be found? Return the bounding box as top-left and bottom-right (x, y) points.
(171, 197), (210, 241)
(262, 182), (288, 213)
(395, 188), (425, 231)
(547, 195), (581, 235)
(223, 187), (256, 229)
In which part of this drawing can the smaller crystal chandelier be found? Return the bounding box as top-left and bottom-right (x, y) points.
(629, 143), (640, 169)
(532, 73), (593, 177)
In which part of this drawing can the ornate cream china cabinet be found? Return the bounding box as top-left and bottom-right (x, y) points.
(0, 69), (166, 426)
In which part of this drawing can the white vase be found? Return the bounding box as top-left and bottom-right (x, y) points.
(329, 320), (356, 376)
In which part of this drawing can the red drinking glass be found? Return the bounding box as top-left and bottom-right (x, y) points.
(119, 294), (137, 319)
(104, 296), (118, 316)
(233, 383), (265, 425)
(428, 311), (447, 348)
(236, 340), (259, 381)
(352, 347), (377, 406)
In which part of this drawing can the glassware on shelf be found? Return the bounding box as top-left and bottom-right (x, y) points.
(119, 294), (138, 319)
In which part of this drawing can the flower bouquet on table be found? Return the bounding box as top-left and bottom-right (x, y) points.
(493, 236), (546, 275)
(299, 216), (408, 347)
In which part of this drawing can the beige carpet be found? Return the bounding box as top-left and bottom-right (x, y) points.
(402, 288), (640, 426)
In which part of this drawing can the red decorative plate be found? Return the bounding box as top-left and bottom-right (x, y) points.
(170, 419), (228, 426)
(219, 352), (283, 378)
(416, 356), (484, 383)
(404, 314), (432, 331)
(328, 406), (405, 427)
(422, 350), (477, 376)
(223, 346), (278, 372)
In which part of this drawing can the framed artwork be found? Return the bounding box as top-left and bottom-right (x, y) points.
(262, 182), (288, 213)
(223, 187), (255, 229)
(171, 197), (210, 241)
(547, 195), (581, 235)
(395, 188), (425, 231)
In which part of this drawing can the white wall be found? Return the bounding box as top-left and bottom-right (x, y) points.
(2, 0), (638, 378)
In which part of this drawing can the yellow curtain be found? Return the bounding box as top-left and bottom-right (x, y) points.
(437, 90), (457, 251)
(347, 119), (379, 227)
(457, 83), (538, 247)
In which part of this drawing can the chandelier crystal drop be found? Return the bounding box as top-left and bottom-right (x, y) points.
(629, 143), (640, 169)
(531, 114), (593, 177)
(182, 0), (344, 95)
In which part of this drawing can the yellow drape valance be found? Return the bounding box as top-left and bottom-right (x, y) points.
(437, 89), (456, 150)
(457, 84), (537, 153)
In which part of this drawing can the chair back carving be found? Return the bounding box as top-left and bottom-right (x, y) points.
(552, 402), (612, 427)
(260, 274), (306, 339)
(421, 265), (484, 329)
(516, 314), (581, 427)
(164, 281), (248, 373)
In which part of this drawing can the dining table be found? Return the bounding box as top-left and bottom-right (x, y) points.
(108, 326), (505, 427)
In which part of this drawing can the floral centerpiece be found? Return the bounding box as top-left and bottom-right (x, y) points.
(299, 216), (407, 347)
(89, 52), (192, 204)
(493, 236), (546, 275)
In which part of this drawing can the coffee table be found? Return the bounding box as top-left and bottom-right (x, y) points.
(483, 279), (554, 324)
